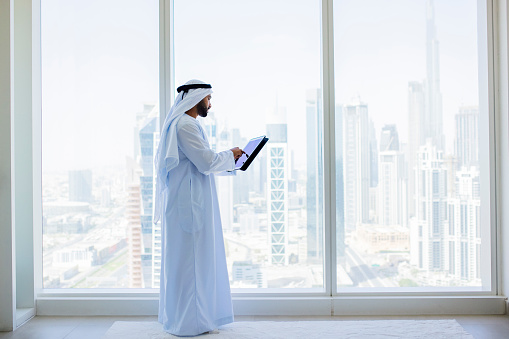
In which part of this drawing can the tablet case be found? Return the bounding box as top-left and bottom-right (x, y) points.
(235, 136), (269, 171)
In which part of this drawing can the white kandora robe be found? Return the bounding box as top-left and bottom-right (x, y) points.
(154, 80), (235, 337)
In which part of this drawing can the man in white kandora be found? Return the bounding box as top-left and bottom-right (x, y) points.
(153, 79), (244, 336)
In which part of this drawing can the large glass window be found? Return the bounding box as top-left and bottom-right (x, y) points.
(334, 0), (490, 290)
(41, 0), (159, 288)
(39, 0), (493, 295)
(174, 0), (323, 290)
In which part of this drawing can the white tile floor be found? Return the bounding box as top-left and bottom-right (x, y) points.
(0, 315), (508, 339)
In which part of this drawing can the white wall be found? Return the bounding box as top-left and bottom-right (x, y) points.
(13, 0), (35, 311)
(0, 0), (36, 331)
(496, 0), (509, 309)
(0, 0), (16, 332)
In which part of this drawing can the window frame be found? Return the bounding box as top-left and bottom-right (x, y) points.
(27, 0), (506, 316)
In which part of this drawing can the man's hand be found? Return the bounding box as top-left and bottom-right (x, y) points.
(230, 147), (245, 161)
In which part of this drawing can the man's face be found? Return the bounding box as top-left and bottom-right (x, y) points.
(197, 95), (212, 118)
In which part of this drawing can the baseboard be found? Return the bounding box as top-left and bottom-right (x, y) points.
(233, 297), (332, 316)
(36, 296), (506, 316)
(333, 296), (506, 315)
(37, 297), (159, 316)
(15, 308), (35, 328)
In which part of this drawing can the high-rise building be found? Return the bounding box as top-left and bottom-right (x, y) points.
(134, 104), (159, 288)
(455, 106), (479, 170)
(378, 125), (406, 227)
(267, 107), (289, 265)
(126, 157), (143, 288)
(140, 117), (158, 288)
(410, 139), (448, 272)
(407, 0), (445, 220)
(446, 167), (481, 284)
(306, 89), (323, 262)
(69, 170), (92, 202)
(424, 0), (444, 150)
(407, 81), (425, 218)
(151, 133), (162, 288)
(343, 101), (370, 231)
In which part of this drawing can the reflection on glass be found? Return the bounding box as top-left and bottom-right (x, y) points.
(335, 0), (486, 289)
(175, 0), (323, 289)
(41, 0), (159, 288)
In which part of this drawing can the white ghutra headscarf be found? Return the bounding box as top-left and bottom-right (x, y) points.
(153, 79), (213, 223)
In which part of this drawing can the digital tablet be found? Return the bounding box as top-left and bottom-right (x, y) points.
(235, 135), (269, 171)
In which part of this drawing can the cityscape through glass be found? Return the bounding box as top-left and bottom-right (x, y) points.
(41, 0), (489, 290)
(335, 0), (488, 289)
(174, 0), (324, 289)
(41, 0), (159, 288)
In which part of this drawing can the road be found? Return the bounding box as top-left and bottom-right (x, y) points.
(344, 245), (388, 287)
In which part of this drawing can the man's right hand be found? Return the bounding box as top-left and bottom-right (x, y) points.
(230, 147), (245, 161)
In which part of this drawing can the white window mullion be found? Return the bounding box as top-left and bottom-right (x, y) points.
(321, 0), (336, 298)
(489, 0), (504, 296)
(159, 0), (174, 127)
(33, 0), (44, 300)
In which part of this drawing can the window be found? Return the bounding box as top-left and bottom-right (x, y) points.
(174, 0), (323, 289)
(41, 0), (159, 288)
(37, 0), (492, 299)
(334, 0), (490, 290)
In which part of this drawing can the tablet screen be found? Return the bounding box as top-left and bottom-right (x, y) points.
(235, 136), (266, 170)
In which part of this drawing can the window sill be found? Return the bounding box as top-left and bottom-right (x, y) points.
(35, 295), (507, 316)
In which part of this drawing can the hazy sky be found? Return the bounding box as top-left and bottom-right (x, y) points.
(41, 0), (481, 172)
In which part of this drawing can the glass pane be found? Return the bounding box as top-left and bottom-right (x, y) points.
(41, 0), (159, 288)
(174, 0), (323, 290)
(334, 0), (490, 290)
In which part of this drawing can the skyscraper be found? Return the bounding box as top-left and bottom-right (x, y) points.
(455, 106), (479, 170)
(408, 0), (445, 220)
(306, 89), (323, 262)
(424, 0), (444, 150)
(151, 133), (162, 288)
(126, 157), (143, 288)
(127, 182), (143, 288)
(446, 167), (481, 284)
(267, 107), (289, 265)
(407, 81), (425, 219)
(69, 170), (93, 202)
(134, 103), (158, 288)
(410, 139), (447, 272)
(343, 101), (370, 231)
(378, 125), (406, 227)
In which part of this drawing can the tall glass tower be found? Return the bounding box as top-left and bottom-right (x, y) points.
(267, 107), (289, 265)
(134, 104), (158, 288)
(343, 101), (370, 231)
(306, 89), (323, 262)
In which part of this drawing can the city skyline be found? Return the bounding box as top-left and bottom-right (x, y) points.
(41, 0), (485, 289)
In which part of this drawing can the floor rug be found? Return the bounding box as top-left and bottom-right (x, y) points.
(103, 320), (473, 338)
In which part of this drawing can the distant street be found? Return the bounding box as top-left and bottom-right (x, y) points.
(345, 245), (388, 288)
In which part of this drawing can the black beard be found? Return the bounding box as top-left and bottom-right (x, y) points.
(197, 101), (208, 118)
